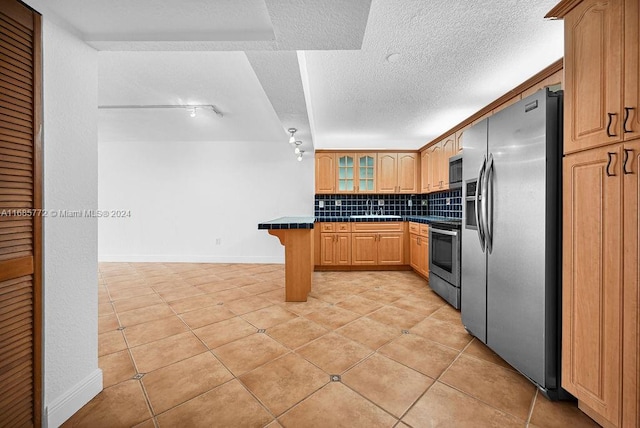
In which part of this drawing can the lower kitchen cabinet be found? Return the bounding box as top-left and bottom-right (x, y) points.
(409, 233), (428, 277)
(409, 222), (429, 277)
(562, 141), (639, 427)
(351, 232), (403, 265)
(320, 233), (351, 265)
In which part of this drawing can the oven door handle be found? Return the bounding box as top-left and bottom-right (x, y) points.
(476, 156), (487, 252)
(430, 227), (459, 237)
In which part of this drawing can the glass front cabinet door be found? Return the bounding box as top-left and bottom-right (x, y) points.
(337, 153), (376, 193)
(337, 154), (355, 192)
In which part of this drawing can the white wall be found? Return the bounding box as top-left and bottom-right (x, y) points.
(33, 13), (102, 428)
(98, 138), (314, 262)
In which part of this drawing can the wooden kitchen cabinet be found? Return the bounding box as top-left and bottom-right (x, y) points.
(548, 0), (640, 425)
(551, 0), (625, 153)
(320, 233), (351, 266)
(408, 222), (429, 278)
(562, 142), (640, 428)
(377, 153), (398, 193)
(351, 222), (404, 265)
(420, 149), (431, 193)
(624, 0), (640, 141)
(351, 234), (378, 265)
(562, 145), (623, 426)
(351, 233), (403, 265)
(622, 140), (639, 426)
(376, 152), (419, 193)
(398, 153), (420, 193)
(420, 135), (454, 193)
(315, 152), (336, 193)
(334, 153), (376, 193)
(320, 223), (352, 266)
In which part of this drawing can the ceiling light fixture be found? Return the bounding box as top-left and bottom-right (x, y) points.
(288, 128), (297, 144)
(293, 141), (303, 154)
(98, 104), (224, 118)
(297, 150), (304, 162)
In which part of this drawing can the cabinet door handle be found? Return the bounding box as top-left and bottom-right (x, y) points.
(606, 152), (616, 177)
(623, 149), (633, 175)
(623, 107), (634, 133)
(606, 113), (617, 137)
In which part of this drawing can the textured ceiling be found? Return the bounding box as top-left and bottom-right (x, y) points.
(304, 0), (564, 149)
(26, 0), (563, 151)
(97, 52), (284, 143)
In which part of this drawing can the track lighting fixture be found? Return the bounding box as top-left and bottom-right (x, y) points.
(293, 141), (302, 154)
(297, 151), (304, 162)
(288, 128), (297, 144)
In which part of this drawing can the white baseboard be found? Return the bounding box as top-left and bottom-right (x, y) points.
(46, 369), (103, 428)
(97, 255), (285, 264)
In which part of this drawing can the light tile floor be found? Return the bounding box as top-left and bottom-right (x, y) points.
(63, 263), (600, 428)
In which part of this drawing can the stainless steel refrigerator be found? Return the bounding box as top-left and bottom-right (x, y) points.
(461, 89), (566, 399)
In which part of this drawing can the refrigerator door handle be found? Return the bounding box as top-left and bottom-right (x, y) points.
(476, 156), (487, 252)
(485, 154), (495, 254)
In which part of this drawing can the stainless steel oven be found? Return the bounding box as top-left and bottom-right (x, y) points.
(429, 223), (462, 309)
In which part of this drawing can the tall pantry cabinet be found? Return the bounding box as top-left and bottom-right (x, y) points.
(547, 0), (639, 426)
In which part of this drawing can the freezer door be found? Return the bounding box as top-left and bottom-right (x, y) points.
(485, 90), (557, 387)
(461, 119), (488, 342)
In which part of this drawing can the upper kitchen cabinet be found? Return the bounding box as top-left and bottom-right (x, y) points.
(398, 153), (420, 192)
(455, 127), (467, 154)
(335, 153), (376, 193)
(420, 134), (455, 193)
(315, 152), (336, 194)
(420, 149), (430, 193)
(625, 0), (640, 141)
(377, 153), (420, 193)
(548, 0), (627, 153)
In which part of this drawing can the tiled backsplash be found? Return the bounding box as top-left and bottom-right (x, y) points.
(427, 189), (462, 218)
(314, 189), (462, 218)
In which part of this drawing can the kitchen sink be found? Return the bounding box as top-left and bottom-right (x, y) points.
(349, 215), (402, 219)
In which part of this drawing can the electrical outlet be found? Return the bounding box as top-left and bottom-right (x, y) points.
(319, 200), (325, 208)
(378, 200), (384, 206)
(335, 200), (342, 206)
(446, 198), (451, 205)
(215, 238), (221, 245)
(407, 200), (412, 207)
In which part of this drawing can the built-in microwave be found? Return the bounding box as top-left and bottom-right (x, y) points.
(449, 154), (463, 189)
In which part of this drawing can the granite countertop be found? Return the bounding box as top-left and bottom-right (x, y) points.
(259, 215), (461, 229)
(258, 216), (316, 230)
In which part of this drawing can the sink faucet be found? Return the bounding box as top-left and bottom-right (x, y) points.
(366, 199), (372, 215)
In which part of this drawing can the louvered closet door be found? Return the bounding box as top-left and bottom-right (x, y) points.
(0, 0), (42, 426)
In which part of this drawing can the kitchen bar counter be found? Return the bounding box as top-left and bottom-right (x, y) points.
(258, 215), (460, 302)
(315, 215), (461, 225)
(258, 216), (316, 230)
(259, 216), (314, 302)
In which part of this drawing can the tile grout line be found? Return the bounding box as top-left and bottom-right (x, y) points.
(431, 338), (532, 424)
(526, 388), (539, 426)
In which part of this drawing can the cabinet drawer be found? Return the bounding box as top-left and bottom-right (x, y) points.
(321, 222), (351, 233)
(321, 223), (335, 232)
(352, 222), (403, 232)
(409, 222), (420, 234)
(419, 224), (429, 237)
(337, 223), (351, 232)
